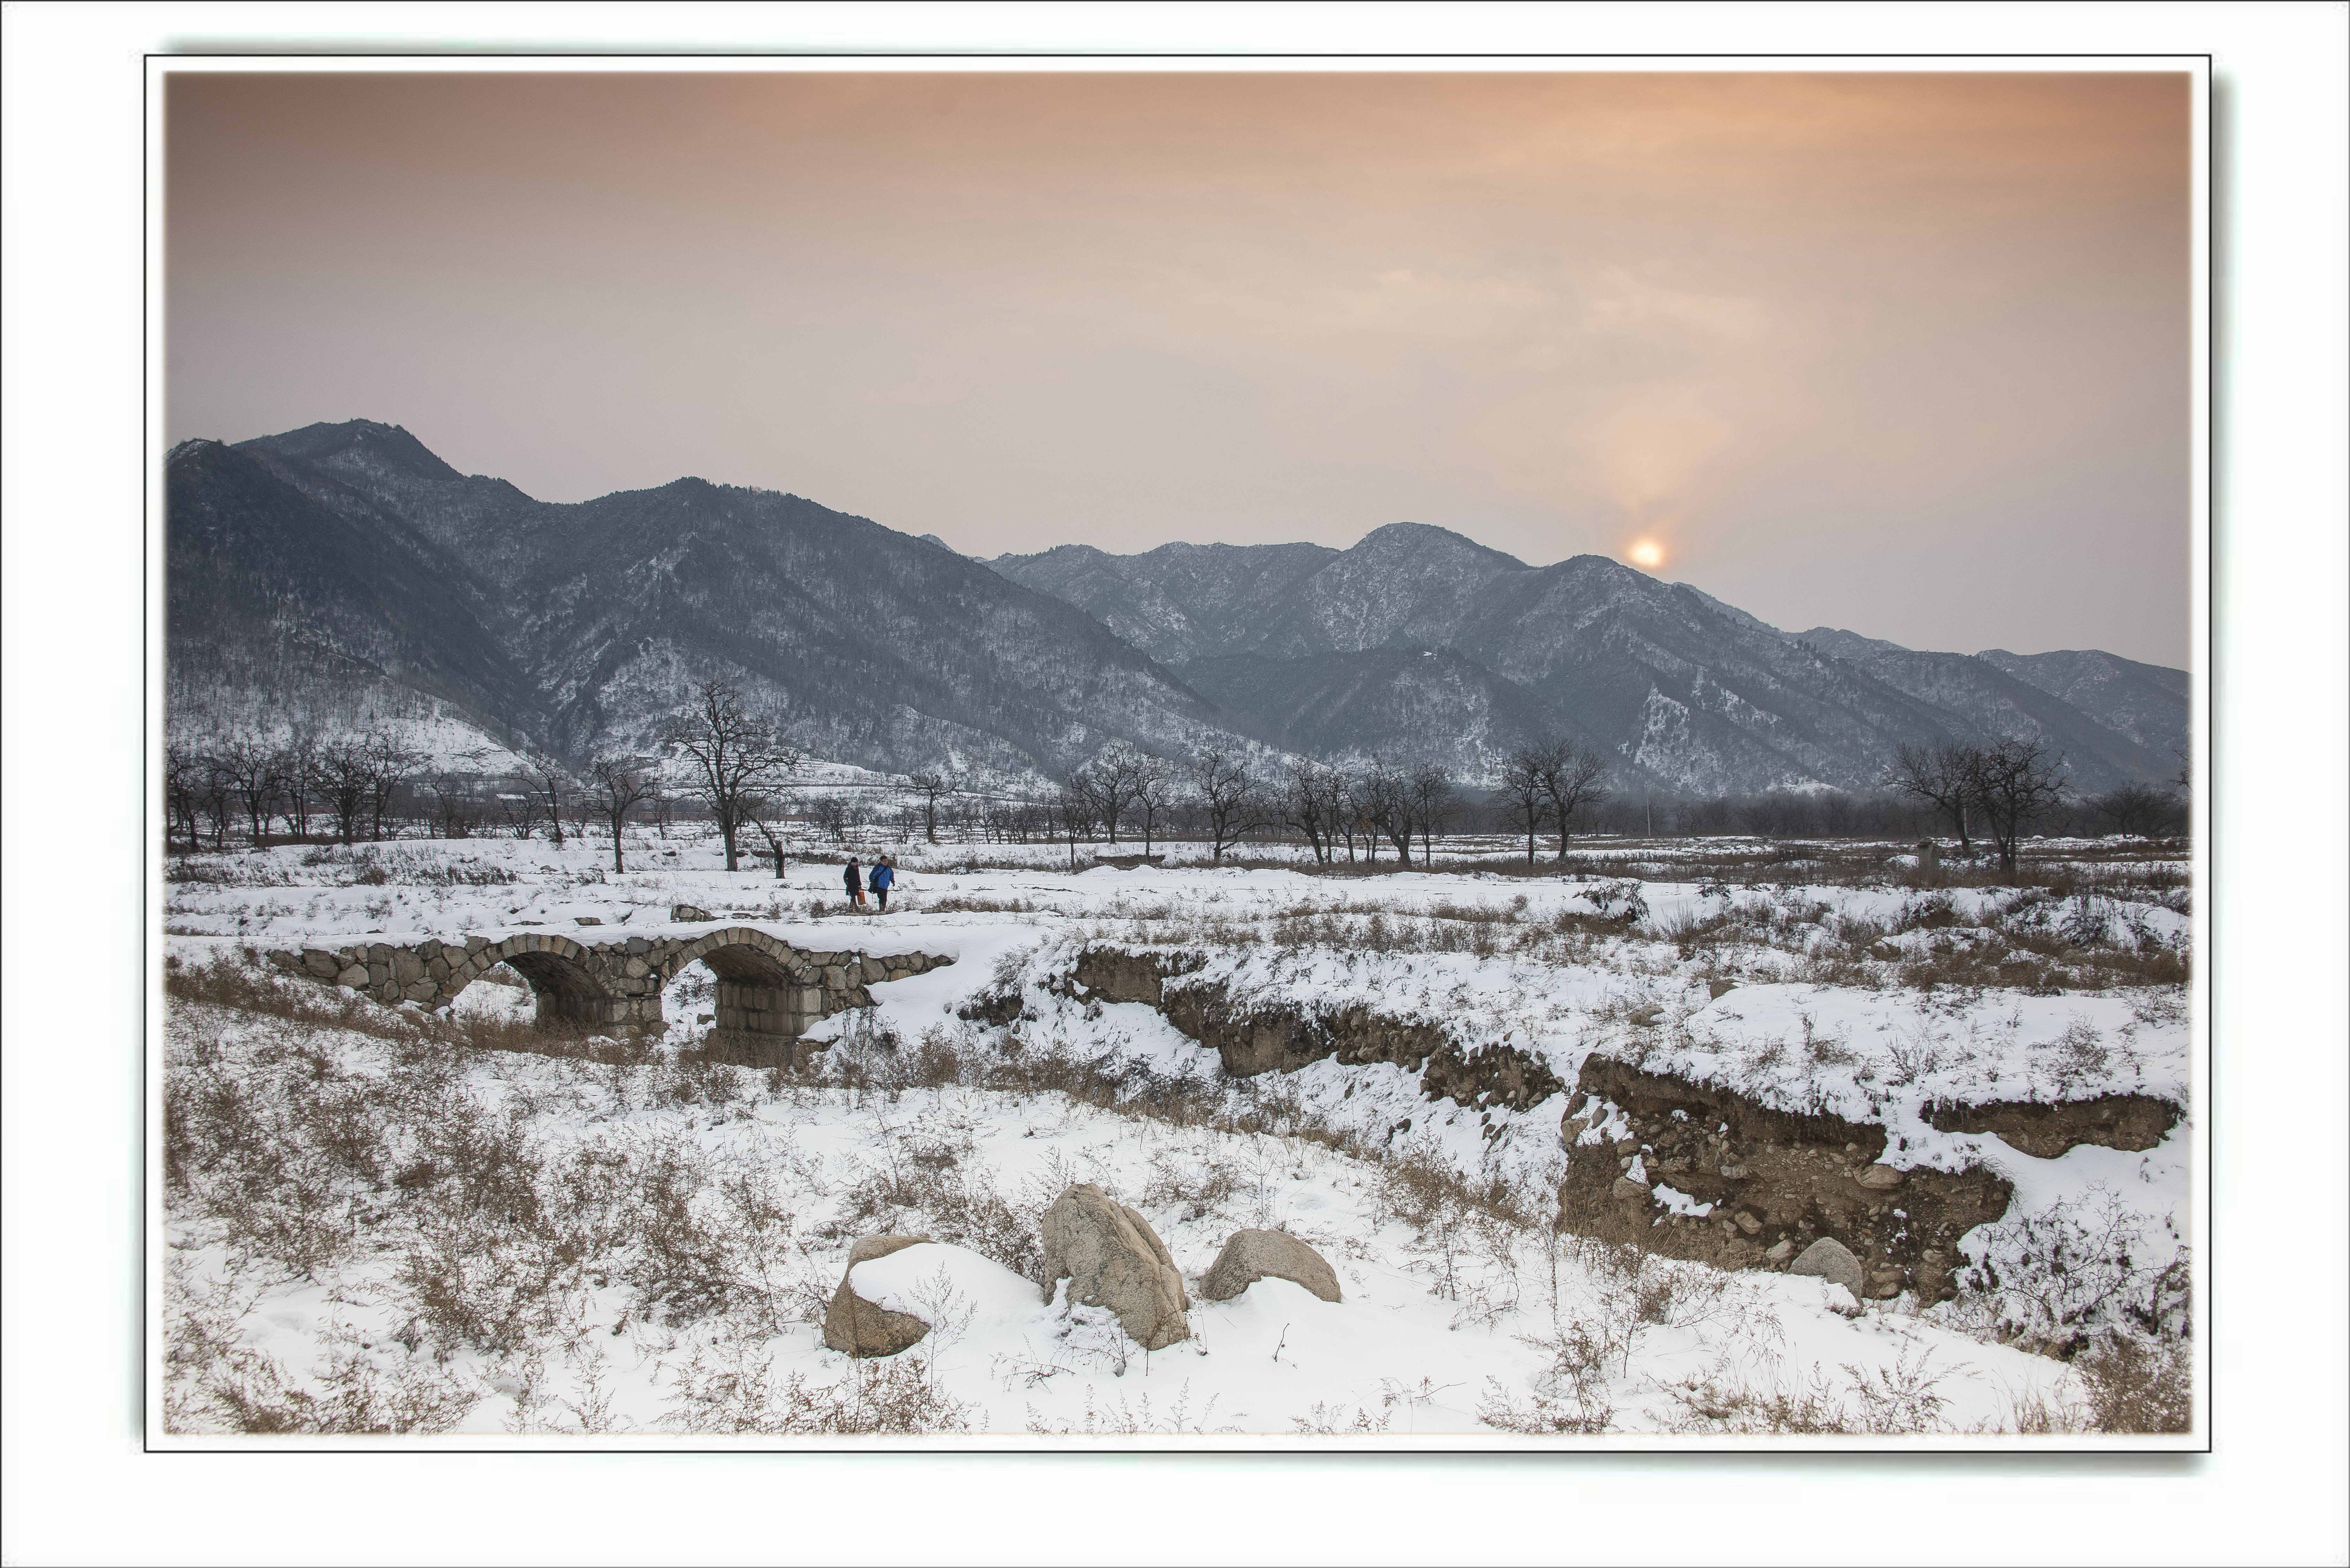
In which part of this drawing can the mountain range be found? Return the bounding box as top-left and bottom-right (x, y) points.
(166, 420), (2186, 795)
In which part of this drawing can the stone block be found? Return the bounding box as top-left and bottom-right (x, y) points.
(403, 980), (437, 1003)
(302, 949), (339, 978)
(336, 965), (368, 988)
(860, 958), (886, 984)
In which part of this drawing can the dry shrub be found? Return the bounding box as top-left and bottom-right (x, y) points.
(663, 1341), (976, 1435)
(1658, 1360), (1853, 1435)
(2073, 1333), (2193, 1434)
(1023, 1380), (1232, 1436)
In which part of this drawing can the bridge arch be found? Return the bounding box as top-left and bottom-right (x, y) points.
(447, 932), (630, 1030)
(661, 927), (829, 1065)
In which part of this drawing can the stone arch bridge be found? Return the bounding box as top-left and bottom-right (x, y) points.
(270, 925), (953, 1067)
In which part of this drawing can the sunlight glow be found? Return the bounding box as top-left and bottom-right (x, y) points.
(1626, 539), (1666, 569)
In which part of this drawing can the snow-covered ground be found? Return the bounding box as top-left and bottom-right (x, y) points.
(158, 828), (2197, 1443)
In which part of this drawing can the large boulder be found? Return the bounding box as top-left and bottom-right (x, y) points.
(1787, 1236), (1867, 1298)
(823, 1234), (934, 1357)
(1039, 1184), (1190, 1350)
(1200, 1229), (1341, 1304)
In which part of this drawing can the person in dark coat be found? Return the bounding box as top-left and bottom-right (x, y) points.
(868, 856), (895, 912)
(844, 856), (865, 909)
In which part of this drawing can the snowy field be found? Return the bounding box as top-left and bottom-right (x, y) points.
(159, 827), (2197, 1442)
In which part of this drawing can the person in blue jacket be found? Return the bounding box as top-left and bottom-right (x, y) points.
(868, 856), (895, 912)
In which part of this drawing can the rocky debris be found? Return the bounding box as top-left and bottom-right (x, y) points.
(1926, 1093), (2181, 1158)
(671, 903), (713, 923)
(1765, 1238), (1794, 1263)
(1788, 1237), (1867, 1298)
(1556, 1058), (2012, 1303)
(1707, 978), (1738, 1000)
(1627, 1003), (1665, 1027)
(1418, 1038), (1566, 1114)
(823, 1234), (936, 1357)
(1040, 1183), (1190, 1350)
(574, 916), (603, 926)
(955, 986), (1027, 1028)
(1200, 1229), (1341, 1304)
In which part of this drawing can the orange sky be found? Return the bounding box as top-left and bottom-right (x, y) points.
(166, 70), (2192, 662)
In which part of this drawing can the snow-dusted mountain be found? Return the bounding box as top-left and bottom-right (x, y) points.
(1975, 647), (2190, 763)
(167, 420), (2187, 792)
(168, 422), (1247, 781)
(994, 526), (2187, 792)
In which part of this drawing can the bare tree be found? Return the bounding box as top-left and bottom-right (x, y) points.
(1966, 737), (2069, 874)
(1131, 751), (1176, 856)
(1883, 740), (1977, 852)
(1535, 740), (1610, 861)
(211, 737), (281, 847)
(2087, 779), (2172, 839)
(497, 783), (545, 841)
(1341, 766), (1378, 863)
(741, 793), (795, 880)
(195, 758), (235, 851)
(365, 735), (423, 842)
(1079, 743), (1151, 846)
(901, 768), (956, 845)
(1051, 773), (1101, 871)
(530, 757), (569, 848)
(1281, 759), (1341, 864)
(421, 770), (477, 840)
(1408, 762), (1459, 863)
(808, 794), (850, 844)
(274, 732), (319, 840)
(1497, 743), (1553, 868)
(667, 679), (803, 871)
(163, 743), (203, 856)
(1190, 747), (1264, 863)
(588, 756), (660, 873)
(311, 739), (374, 844)
(1357, 755), (1413, 865)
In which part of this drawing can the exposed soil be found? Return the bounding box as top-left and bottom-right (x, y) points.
(1557, 1058), (2013, 1303)
(1925, 1093), (2181, 1158)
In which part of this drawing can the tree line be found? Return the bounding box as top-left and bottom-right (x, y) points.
(168, 686), (2186, 871)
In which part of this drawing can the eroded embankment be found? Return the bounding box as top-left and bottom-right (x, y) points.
(1557, 1059), (2012, 1302)
(1000, 947), (1565, 1115)
(990, 946), (2179, 1305)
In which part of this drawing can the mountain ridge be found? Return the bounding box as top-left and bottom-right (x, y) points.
(168, 419), (2187, 793)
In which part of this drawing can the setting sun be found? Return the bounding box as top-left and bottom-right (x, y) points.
(1626, 539), (1666, 569)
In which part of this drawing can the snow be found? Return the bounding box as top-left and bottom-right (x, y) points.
(158, 826), (2196, 1443)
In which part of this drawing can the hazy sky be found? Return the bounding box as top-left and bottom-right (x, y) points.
(167, 70), (2192, 664)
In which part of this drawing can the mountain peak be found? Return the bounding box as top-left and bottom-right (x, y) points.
(239, 418), (465, 484)
(1350, 520), (1531, 571)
